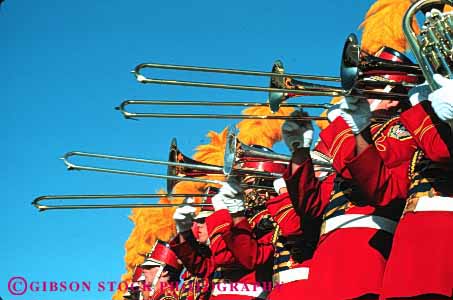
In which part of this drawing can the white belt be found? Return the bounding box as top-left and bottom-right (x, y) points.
(272, 267), (309, 285)
(405, 196), (453, 213)
(211, 282), (268, 298)
(321, 214), (397, 235)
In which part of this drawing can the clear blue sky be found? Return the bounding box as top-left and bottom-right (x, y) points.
(2, 1), (374, 299)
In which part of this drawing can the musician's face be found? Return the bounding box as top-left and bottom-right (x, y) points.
(141, 267), (169, 297)
(368, 99), (400, 111)
(142, 267), (160, 285)
(368, 87), (400, 112)
(196, 222), (209, 244)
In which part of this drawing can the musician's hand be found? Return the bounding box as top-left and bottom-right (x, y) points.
(273, 177), (287, 195)
(211, 179), (244, 213)
(429, 74), (453, 126)
(339, 97), (371, 134)
(173, 205), (196, 233)
(408, 82), (430, 106)
(282, 110), (314, 152)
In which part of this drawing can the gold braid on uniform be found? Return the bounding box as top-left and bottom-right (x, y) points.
(372, 117), (399, 141)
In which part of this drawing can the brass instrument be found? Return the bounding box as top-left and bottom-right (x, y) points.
(340, 33), (422, 91)
(223, 126), (333, 176)
(61, 139), (287, 194)
(403, 0), (453, 90)
(132, 62), (342, 96)
(32, 194), (211, 211)
(129, 34), (420, 115)
(116, 100), (330, 120)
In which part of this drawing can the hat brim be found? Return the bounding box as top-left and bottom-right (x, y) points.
(194, 211), (214, 219)
(193, 210), (214, 220)
(123, 291), (132, 298)
(141, 259), (162, 268)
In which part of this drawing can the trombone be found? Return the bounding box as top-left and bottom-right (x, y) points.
(131, 34), (421, 114)
(132, 62), (343, 97)
(115, 100), (331, 120)
(32, 194), (211, 211)
(61, 139), (286, 194)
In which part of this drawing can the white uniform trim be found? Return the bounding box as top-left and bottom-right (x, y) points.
(410, 196), (453, 212)
(321, 214), (397, 235)
(272, 267), (309, 285)
(211, 283), (268, 298)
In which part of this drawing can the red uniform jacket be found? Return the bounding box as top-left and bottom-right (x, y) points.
(283, 140), (335, 226)
(322, 116), (408, 217)
(320, 117), (406, 221)
(399, 101), (453, 162)
(169, 212), (236, 284)
(206, 209), (274, 285)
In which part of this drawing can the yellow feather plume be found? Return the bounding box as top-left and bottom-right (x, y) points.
(360, 0), (419, 54)
(237, 106), (294, 148)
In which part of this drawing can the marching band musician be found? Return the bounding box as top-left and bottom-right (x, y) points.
(170, 192), (229, 300)
(207, 154), (316, 300)
(123, 265), (146, 300)
(266, 119), (334, 299)
(313, 47), (417, 299)
(176, 190), (218, 300)
(202, 174), (274, 300)
(279, 47), (419, 300)
(265, 179), (318, 299)
(140, 240), (183, 300)
(141, 240), (182, 300)
(340, 73), (453, 299)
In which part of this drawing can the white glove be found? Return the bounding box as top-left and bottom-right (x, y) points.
(429, 74), (453, 125)
(211, 180), (245, 213)
(408, 82), (431, 106)
(273, 178), (287, 195)
(339, 97), (371, 134)
(173, 205), (196, 233)
(282, 110), (314, 152)
(327, 103), (342, 122)
(222, 197), (245, 214)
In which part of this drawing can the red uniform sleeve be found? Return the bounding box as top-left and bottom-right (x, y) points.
(266, 192), (302, 236)
(284, 157), (333, 219)
(169, 210), (235, 276)
(319, 116), (355, 178)
(169, 233), (213, 276)
(345, 144), (410, 206)
(221, 217), (274, 271)
(399, 101), (453, 162)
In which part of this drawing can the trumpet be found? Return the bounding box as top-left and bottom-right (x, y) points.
(403, 0), (453, 90)
(223, 126), (333, 176)
(32, 194), (211, 211)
